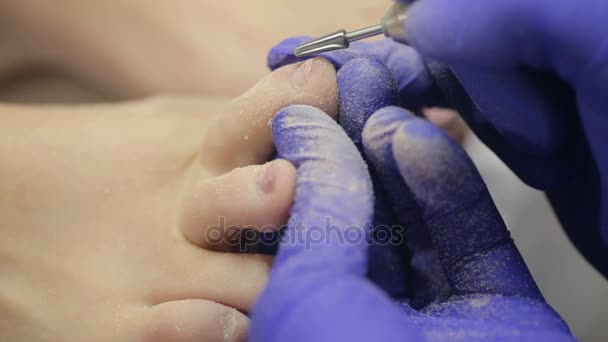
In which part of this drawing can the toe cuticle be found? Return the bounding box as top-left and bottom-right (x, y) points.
(291, 58), (315, 89)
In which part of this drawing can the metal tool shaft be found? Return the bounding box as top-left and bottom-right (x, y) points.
(344, 25), (385, 42)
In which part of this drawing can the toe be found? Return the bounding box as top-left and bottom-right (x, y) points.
(180, 159), (296, 252)
(142, 300), (248, 342)
(199, 57), (338, 174)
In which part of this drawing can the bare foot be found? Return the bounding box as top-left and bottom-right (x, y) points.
(0, 58), (337, 341)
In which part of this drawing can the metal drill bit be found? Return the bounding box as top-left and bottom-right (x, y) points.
(293, 24), (385, 58)
(293, 3), (411, 58)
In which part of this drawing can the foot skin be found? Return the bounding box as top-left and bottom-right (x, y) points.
(0, 0), (382, 97)
(0, 58), (337, 341)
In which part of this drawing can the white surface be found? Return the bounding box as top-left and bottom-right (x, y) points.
(465, 134), (608, 342)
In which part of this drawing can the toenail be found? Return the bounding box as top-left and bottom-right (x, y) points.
(257, 162), (277, 194)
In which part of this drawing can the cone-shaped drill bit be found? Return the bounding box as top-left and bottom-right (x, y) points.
(294, 25), (384, 57)
(293, 3), (410, 57)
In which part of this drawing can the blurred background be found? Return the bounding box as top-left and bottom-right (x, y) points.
(1, 0), (607, 340)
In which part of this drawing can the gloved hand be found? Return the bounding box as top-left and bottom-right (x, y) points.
(392, 0), (608, 276)
(250, 54), (574, 341)
(250, 101), (573, 342)
(267, 40), (441, 295)
(267, 0), (608, 276)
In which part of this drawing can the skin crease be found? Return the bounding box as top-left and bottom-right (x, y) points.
(0, 59), (338, 341)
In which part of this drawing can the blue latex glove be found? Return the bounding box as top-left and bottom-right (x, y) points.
(392, 0), (608, 277)
(268, 42), (444, 296)
(250, 101), (573, 341)
(268, 3), (608, 277)
(253, 49), (572, 340)
(268, 40), (480, 297)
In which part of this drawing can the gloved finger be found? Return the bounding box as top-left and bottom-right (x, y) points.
(337, 57), (409, 298)
(251, 105), (422, 342)
(269, 104), (372, 275)
(363, 106), (542, 299)
(362, 106), (450, 307)
(338, 57), (400, 146)
(268, 37), (443, 109)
